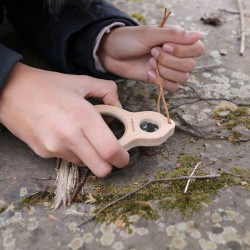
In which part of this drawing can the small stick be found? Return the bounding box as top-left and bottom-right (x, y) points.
(184, 161), (201, 193)
(68, 168), (90, 205)
(32, 176), (55, 181)
(192, 63), (223, 72)
(219, 8), (250, 17)
(236, 0), (246, 55)
(219, 8), (240, 14)
(78, 173), (220, 227)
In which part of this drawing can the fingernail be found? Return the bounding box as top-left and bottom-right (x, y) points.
(151, 48), (159, 58)
(148, 70), (156, 81)
(163, 44), (174, 53)
(185, 31), (201, 39)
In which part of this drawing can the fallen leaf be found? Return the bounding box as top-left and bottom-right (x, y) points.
(115, 219), (126, 229)
(240, 181), (248, 186)
(85, 193), (96, 204)
(48, 214), (59, 221)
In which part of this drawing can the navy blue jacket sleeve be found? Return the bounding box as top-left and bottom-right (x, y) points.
(0, 42), (23, 90)
(5, 0), (137, 79)
(0, 0), (22, 90)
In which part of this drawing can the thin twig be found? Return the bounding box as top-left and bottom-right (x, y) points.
(237, 0), (246, 55)
(68, 168), (90, 205)
(184, 162), (201, 193)
(192, 63), (223, 72)
(78, 173), (220, 227)
(32, 176), (55, 181)
(219, 8), (250, 16)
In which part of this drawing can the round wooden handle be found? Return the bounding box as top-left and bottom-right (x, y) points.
(95, 105), (175, 151)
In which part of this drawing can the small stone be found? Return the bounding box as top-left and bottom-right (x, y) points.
(220, 49), (227, 55)
(20, 187), (28, 197)
(202, 72), (212, 78)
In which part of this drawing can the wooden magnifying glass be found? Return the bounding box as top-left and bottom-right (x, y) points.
(95, 105), (175, 151)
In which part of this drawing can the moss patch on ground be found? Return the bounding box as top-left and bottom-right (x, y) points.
(79, 155), (250, 231)
(212, 106), (250, 143)
(14, 154), (250, 232)
(17, 189), (55, 210)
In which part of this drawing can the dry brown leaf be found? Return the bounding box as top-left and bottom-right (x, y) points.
(115, 219), (126, 229)
(85, 193), (96, 204)
(48, 214), (59, 221)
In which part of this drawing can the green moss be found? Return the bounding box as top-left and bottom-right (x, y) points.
(13, 155), (249, 232)
(130, 12), (147, 25)
(229, 131), (242, 144)
(18, 190), (55, 209)
(213, 107), (249, 125)
(78, 155), (249, 231)
(154, 170), (168, 179)
(212, 106), (250, 143)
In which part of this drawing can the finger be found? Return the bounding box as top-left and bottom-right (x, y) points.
(148, 60), (190, 83)
(149, 55), (196, 73)
(162, 81), (180, 92)
(70, 134), (113, 178)
(82, 77), (122, 108)
(142, 26), (202, 46)
(162, 40), (205, 58)
(148, 70), (180, 92)
(81, 102), (130, 168)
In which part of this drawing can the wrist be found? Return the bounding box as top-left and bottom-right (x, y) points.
(96, 26), (124, 73)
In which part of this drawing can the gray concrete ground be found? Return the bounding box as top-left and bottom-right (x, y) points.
(0, 0), (250, 249)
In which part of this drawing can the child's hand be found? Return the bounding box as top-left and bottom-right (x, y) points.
(0, 63), (129, 177)
(98, 26), (204, 92)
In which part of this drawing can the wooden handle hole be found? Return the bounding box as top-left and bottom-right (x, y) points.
(140, 120), (159, 133)
(101, 115), (125, 140)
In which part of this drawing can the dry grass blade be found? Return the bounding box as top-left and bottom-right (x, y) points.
(236, 0), (246, 55)
(184, 161), (201, 193)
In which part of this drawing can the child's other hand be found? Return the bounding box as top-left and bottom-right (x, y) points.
(0, 63), (129, 177)
(98, 26), (204, 92)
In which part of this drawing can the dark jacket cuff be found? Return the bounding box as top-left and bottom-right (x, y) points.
(68, 18), (137, 79)
(0, 42), (23, 90)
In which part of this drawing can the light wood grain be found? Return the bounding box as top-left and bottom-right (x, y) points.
(95, 105), (175, 151)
